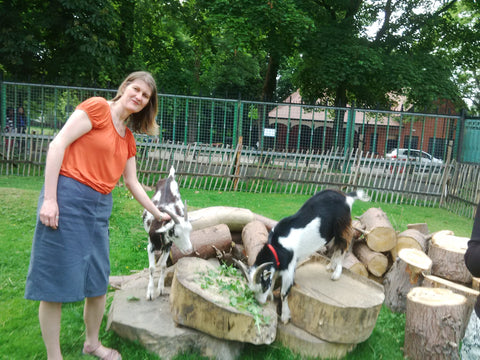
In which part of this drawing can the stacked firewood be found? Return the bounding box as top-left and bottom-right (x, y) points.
(347, 207), (478, 360)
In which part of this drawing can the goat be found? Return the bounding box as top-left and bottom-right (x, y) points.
(143, 167), (193, 300)
(236, 189), (370, 323)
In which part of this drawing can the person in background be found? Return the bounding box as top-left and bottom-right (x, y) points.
(25, 71), (170, 360)
(16, 105), (27, 133)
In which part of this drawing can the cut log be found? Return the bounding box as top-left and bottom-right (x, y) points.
(428, 233), (472, 284)
(288, 255), (385, 344)
(407, 223), (429, 235)
(343, 252), (368, 277)
(353, 242), (389, 277)
(423, 274), (478, 331)
(170, 224), (232, 264)
(392, 229), (428, 259)
(383, 248), (432, 313)
(404, 287), (471, 360)
(188, 206), (255, 232)
(170, 257), (277, 345)
(241, 220), (269, 266)
(276, 322), (356, 359)
(358, 207), (396, 252)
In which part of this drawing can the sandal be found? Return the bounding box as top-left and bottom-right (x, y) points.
(82, 342), (122, 360)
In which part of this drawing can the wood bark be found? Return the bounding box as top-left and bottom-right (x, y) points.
(170, 257), (277, 344)
(353, 242), (389, 277)
(171, 224), (232, 264)
(383, 248), (432, 313)
(343, 252), (368, 277)
(404, 287), (471, 360)
(288, 255), (385, 344)
(241, 220), (269, 266)
(188, 206), (255, 232)
(428, 233), (472, 284)
(358, 207), (396, 252)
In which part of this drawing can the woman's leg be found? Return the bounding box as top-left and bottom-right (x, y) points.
(39, 301), (63, 360)
(83, 295), (121, 358)
(84, 294), (107, 347)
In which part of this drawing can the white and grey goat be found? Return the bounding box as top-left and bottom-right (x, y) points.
(143, 167), (193, 300)
(236, 189), (370, 323)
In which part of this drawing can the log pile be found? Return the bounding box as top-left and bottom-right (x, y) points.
(166, 205), (476, 359)
(166, 206), (384, 358)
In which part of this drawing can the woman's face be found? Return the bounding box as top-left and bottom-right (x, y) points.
(122, 79), (152, 114)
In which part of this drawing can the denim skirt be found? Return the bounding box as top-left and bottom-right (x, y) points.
(25, 175), (113, 303)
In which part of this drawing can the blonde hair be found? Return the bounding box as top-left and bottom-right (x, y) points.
(112, 71), (159, 135)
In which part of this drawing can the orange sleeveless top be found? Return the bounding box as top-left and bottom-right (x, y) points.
(59, 97), (137, 194)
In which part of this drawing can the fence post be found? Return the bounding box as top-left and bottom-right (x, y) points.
(0, 77), (5, 131)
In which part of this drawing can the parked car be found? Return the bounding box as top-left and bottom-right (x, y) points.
(386, 148), (443, 173)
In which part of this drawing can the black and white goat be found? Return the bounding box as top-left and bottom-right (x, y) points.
(236, 189), (370, 323)
(143, 167), (193, 300)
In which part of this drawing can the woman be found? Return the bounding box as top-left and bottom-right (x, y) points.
(25, 71), (169, 360)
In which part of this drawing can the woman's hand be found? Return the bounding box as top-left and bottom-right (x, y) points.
(39, 198), (59, 229)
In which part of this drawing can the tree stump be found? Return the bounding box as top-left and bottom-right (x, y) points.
(423, 274), (478, 336)
(404, 287), (471, 360)
(170, 257), (277, 345)
(383, 248), (432, 313)
(287, 255), (385, 344)
(353, 242), (388, 277)
(170, 224), (232, 264)
(428, 232), (472, 284)
(188, 206), (255, 232)
(241, 220), (269, 266)
(343, 252), (368, 277)
(358, 207), (396, 252)
(392, 229), (428, 259)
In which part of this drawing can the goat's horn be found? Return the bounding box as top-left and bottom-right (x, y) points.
(160, 207), (180, 224)
(233, 258), (250, 280)
(184, 200), (188, 221)
(252, 262), (274, 284)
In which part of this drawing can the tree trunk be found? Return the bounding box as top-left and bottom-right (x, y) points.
(288, 255), (385, 344)
(170, 224), (232, 264)
(242, 220), (269, 266)
(188, 206), (255, 232)
(404, 287), (470, 360)
(383, 248), (432, 313)
(353, 242), (389, 277)
(428, 233), (471, 284)
(343, 252), (368, 277)
(358, 207), (397, 252)
(170, 257), (277, 345)
(392, 229), (428, 259)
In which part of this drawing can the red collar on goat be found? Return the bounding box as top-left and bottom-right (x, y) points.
(267, 244), (280, 267)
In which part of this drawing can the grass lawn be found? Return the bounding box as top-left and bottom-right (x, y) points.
(0, 175), (474, 359)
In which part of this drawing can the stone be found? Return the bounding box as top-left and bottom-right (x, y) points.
(107, 270), (243, 360)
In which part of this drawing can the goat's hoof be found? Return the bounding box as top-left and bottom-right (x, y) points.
(146, 290), (156, 301)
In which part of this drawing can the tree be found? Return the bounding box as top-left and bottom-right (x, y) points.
(292, 0), (462, 148)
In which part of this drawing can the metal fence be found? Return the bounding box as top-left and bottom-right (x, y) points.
(2, 81), (479, 218)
